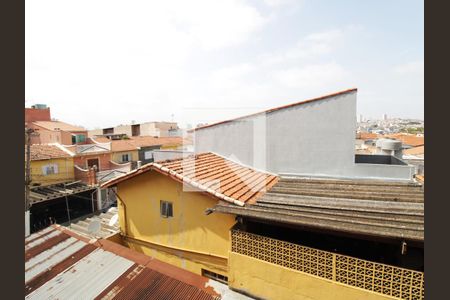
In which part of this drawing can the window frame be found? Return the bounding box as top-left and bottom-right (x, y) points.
(121, 153), (131, 162)
(160, 200), (173, 218)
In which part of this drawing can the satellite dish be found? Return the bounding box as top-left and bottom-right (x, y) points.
(109, 214), (119, 227)
(87, 220), (101, 234)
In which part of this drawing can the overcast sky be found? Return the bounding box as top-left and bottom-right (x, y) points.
(26, 0), (424, 129)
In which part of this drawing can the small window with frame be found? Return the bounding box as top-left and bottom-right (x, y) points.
(160, 200), (173, 218)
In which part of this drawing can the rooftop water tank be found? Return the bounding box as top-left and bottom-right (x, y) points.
(381, 139), (402, 151)
(32, 104), (47, 109)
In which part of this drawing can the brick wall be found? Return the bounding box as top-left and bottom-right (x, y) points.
(25, 108), (51, 124)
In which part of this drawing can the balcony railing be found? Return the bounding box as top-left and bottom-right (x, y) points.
(231, 230), (424, 300)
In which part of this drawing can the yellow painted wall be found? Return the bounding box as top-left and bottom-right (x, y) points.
(111, 150), (139, 163)
(30, 158), (75, 185)
(116, 170), (236, 276)
(160, 144), (181, 150)
(229, 252), (394, 300)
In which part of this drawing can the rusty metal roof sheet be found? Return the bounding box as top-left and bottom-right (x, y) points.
(101, 152), (279, 206)
(29, 181), (96, 205)
(215, 176), (424, 242)
(25, 225), (221, 300)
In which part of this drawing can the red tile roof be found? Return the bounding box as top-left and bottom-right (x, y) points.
(29, 144), (72, 161)
(404, 145), (424, 156)
(110, 140), (139, 152)
(25, 225), (221, 299)
(356, 132), (379, 140)
(129, 136), (185, 147)
(33, 121), (86, 132)
(191, 88), (357, 132)
(383, 134), (424, 147)
(102, 152), (279, 206)
(92, 136), (186, 152)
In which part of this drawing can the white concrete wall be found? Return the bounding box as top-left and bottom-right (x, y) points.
(140, 122), (159, 136)
(195, 91), (357, 176)
(114, 125), (132, 136)
(88, 129), (103, 138)
(25, 210), (30, 237)
(194, 91), (413, 180)
(153, 150), (194, 162)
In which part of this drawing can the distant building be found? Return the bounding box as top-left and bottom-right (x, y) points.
(88, 121), (181, 138)
(28, 144), (75, 185)
(25, 105), (88, 145)
(382, 113), (388, 121)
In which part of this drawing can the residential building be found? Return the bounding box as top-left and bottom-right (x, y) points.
(29, 144), (75, 186)
(25, 104), (51, 124)
(26, 104), (89, 145)
(25, 224), (231, 300)
(109, 140), (140, 164)
(101, 152), (424, 300)
(101, 152), (277, 279)
(88, 121), (181, 138)
(403, 145), (425, 175)
(216, 176), (423, 300)
(192, 89), (414, 181)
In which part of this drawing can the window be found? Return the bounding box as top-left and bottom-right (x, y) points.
(122, 154), (131, 162)
(201, 269), (228, 284)
(42, 164), (58, 175)
(160, 201), (173, 218)
(144, 151), (154, 160)
(72, 134), (86, 144)
(87, 158), (99, 170)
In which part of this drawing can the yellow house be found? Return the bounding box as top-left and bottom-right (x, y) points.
(29, 144), (75, 185)
(101, 152), (278, 278)
(102, 152), (424, 300)
(110, 140), (139, 163)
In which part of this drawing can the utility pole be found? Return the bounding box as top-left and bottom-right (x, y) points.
(25, 127), (37, 236)
(25, 128), (34, 212)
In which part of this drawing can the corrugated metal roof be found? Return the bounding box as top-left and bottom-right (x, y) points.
(25, 225), (221, 300)
(101, 152), (279, 206)
(29, 182), (96, 205)
(215, 176), (424, 242)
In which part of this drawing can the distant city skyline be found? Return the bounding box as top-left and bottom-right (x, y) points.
(26, 0), (423, 129)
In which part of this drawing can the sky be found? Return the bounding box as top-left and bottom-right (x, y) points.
(25, 0), (424, 129)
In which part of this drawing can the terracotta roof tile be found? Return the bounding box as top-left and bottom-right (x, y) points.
(403, 145), (424, 155)
(33, 121), (86, 132)
(129, 136), (184, 147)
(356, 132), (379, 140)
(28, 144), (71, 161)
(383, 134), (424, 147)
(110, 140), (138, 152)
(101, 152), (279, 205)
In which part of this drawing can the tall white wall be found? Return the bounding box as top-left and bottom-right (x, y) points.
(194, 91), (413, 180)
